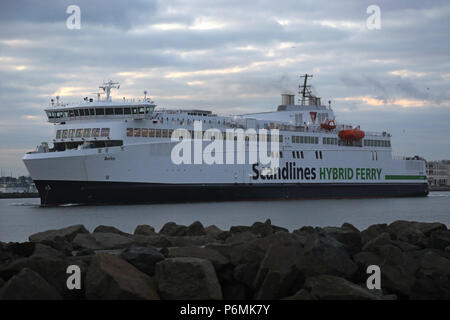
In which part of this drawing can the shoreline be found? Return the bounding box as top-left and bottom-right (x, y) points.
(0, 220), (449, 300)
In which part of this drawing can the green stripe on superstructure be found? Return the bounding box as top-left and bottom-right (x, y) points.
(385, 175), (427, 180)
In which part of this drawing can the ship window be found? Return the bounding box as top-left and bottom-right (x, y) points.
(132, 107), (138, 115)
(280, 151), (283, 158)
(148, 129), (155, 137)
(126, 128), (133, 137)
(76, 129), (83, 138)
(96, 108), (105, 115)
(124, 107), (131, 115)
(155, 129), (161, 138)
(146, 107), (150, 114)
(115, 108), (123, 115)
(69, 110), (75, 117)
(79, 109), (85, 116)
(101, 128), (110, 137)
(279, 135), (283, 143)
(292, 151), (296, 158)
(105, 108), (114, 115)
(92, 128), (100, 137)
(301, 151), (304, 159)
(83, 128), (91, 138)
(169, 129), (174, 138)
(142, 128), (148, 137)
(134, 128), (141, 137)
(315, 151), (318, 159)
(162, 129), (168, 138)
(56, 130), (62, 138)
(74, 109), (79, 117)
(69, 129), (75, 138)
(320, 151), (323, 159)
(62, 130), (68, 138)
(84, 109), (89, 116)
(89, 109), (95, 116)
(296, 151), (300, 158)
(139, 107), (145, 114)
(315, 137), (319, 144)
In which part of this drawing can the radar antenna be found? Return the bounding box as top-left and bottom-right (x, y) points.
(99, 80), (120, 102)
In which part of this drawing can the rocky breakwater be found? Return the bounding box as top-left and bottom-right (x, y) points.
(0, 220), (450, 300)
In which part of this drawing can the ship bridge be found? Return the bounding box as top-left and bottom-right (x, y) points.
(44, 81), (156, 123)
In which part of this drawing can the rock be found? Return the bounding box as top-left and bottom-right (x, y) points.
(429, 230), (450, 250)
(254, 245), (303, 299)
(205, 225), (223, 237)
(4, 242), (36, 257)
(156, 257), (222, 300)
(222, 283), (249, 300)
(133, 235), (172, 248)
(283, 288), (316, 300)
(0, 254), (78, 299)
(134, 225), (156, 236)
(229, 225), (251, 234)
(32, 243), (65, 258)
(185, 221), (206, 236)
(0, 268), (61, 300)
(39, 235), (73, 255)
(304, 275), (380, 300)
(205, 244), (233, 260)
(29, 225), (89, 243)
(168, 247), (229, 270)
(72, 233), (134, 251)
(391, 240), (421, 252)
(295, 232), (358, 279)
(361, 232), (392, 251)
(323, 226), (362, 255)
(120, 246), (165, 276)
(226, 231), (257, 245)
(414, 222), (447, 236)
(167, 235), (216, 247)
(361, 224), (388, 244)
(86, 253), (159, 300)
(93, 225), (131, 237)
(0, 278), (4, 288)
(250, 220), (273, 237)
(419, 251), (450, 277)
(341, 223), (360, 233)
(159, 222), (187, 236)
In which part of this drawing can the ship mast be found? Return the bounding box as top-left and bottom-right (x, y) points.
(99, 80), (120, 102)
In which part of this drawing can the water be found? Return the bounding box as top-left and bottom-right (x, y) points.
(1, 192), (449, 243)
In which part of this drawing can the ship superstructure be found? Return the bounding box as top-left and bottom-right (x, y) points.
(23, 77), (428, 205)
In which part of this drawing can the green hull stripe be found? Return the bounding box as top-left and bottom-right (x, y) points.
(385, 175), (427, 180)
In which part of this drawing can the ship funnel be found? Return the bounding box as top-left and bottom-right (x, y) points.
(281, 93), (295, 105)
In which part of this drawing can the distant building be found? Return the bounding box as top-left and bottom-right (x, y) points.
(0, 176), (37, 193)
(426, 161), (450, 186)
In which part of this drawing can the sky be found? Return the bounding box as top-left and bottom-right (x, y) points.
(0, 0), (449, 176)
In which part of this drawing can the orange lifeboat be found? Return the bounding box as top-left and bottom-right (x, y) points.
(320, 120), (336, 130)
(338, 129), (365, 141)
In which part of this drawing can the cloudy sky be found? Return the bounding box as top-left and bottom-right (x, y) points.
(0, 0), (449, 176)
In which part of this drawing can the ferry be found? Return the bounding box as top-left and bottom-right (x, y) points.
(23, 75), (428, 206)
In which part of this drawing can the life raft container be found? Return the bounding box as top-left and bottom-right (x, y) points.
(320, 120), (336, 130)
(338, 129), (365, 141)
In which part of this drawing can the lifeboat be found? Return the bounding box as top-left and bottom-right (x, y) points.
(320, 119), (336, 130)
(338, 129), (365, 141)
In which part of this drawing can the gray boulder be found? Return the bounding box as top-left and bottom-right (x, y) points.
(134, 225), (156, 236)
(29, 225), (89, 243)
(0, 268), (61, 300)
(185, 221), (206, 236)
(323, 225), (362, 255)
(361, 224), (388, 245)
(120, 246), (165, 276)
(168, 246), (229, 270)
(362, 232), (392, 251)
(86, 253), (159, 300)
(304, 275), (380, 300)
(159, 222), (187, 236)
(72, 233), (134, 251)
(133, 234), (172, 248)
(295, 232), (358, 279)
(429, 230), (450, 250)
(156, 257), (222, 300)
(93, 225), (131, 237)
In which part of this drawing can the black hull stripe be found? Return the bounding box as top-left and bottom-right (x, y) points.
(34, 180), (429, 206)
